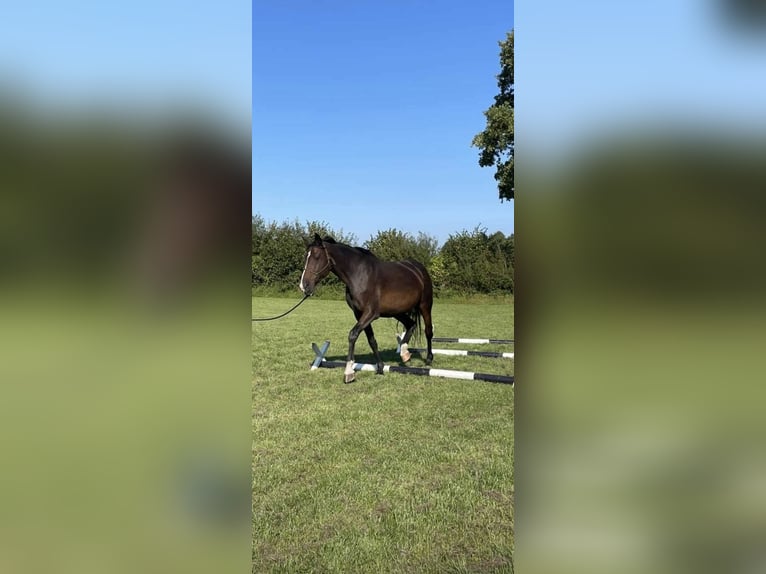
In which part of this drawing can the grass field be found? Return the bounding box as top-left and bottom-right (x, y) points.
(252, 296), (514, 573)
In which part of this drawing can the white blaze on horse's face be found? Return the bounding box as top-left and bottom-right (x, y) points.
(299, 250), (311, 294)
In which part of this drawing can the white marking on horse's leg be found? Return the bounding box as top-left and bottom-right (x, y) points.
(400, 343), (411, 362)
(299, 252), (311, 292)
(344, 360), (356, 383)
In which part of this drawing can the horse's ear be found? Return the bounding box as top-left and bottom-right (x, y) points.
(313, 232), (322, 244)
(323, 236), (336, 244)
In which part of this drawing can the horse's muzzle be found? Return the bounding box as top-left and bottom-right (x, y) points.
(301, 285), (314, 297)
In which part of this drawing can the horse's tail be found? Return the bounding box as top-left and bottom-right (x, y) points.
(402, 258), (432, 344)
(407, 305), (423, 344)
(394, 306), (422, 343)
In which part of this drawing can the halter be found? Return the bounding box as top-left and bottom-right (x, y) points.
(310, 243), (334, 277)
(252, 243), (334, 322)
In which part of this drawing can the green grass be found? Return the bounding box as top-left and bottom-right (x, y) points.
(252, 296), (514, 573)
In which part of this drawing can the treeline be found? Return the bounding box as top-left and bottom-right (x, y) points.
(252, 215), (514, 296)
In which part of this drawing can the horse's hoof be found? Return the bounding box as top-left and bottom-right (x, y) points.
(344, 373), (356, 384)
(400, 350), (411, 363)
(375, 368), (384, 375)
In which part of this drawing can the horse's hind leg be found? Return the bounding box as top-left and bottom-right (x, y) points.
(363, 324), (385, 375)
(420, 301), (434, 365)
(395, 313), (416, 363)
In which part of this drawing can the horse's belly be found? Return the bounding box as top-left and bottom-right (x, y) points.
(378, 293), (420, 317)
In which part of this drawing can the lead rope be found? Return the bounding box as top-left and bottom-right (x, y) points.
(252, 243), (332, 321)
(252, 294), (310, 321)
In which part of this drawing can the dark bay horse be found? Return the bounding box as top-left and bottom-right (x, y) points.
(300, 233), (434, 383)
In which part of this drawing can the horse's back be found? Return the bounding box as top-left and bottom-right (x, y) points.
(377, 259), (430, 286)
(369, 259), (429, 314)
(400, 259), (433, 295)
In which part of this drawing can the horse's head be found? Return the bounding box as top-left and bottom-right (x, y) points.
(299, 233), (333, 296)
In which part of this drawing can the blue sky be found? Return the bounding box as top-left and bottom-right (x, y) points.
(517, 0), (766, 158)
(0, 2), (251, 123)
(6, 0), (765, 249)
(252, 1), (514, 246)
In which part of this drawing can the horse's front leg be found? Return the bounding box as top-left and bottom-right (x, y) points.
(345, 313), (377, 383)
(364, 324), (385, 375)
(345, 322), (364, 383)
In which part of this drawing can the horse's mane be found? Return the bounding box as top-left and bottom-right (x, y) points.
(323, 236), (376, 259)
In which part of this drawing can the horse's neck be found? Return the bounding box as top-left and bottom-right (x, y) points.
(326, 243), (365, 287)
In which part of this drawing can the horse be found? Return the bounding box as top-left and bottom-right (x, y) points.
(299, 233), (434, 383)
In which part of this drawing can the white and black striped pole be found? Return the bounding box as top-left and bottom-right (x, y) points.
(396, 334), (514, 358)
(316, 360), (514, 385)
(311, 341), (513, 385)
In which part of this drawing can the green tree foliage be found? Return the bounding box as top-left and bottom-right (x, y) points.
(472, 31), (514, 202)
(252, 216), (514, 296)
(440, 226), (514, 294)
(363, 229), (439, 267)
(251, 216), (302, 287)
(251, 216), (356, 292)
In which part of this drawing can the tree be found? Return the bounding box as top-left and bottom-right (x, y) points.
(251, 215), (358, 291)
(440, 227), (513, 294)
(472, 31), (514, 202)
(363, 229), (438, 266)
